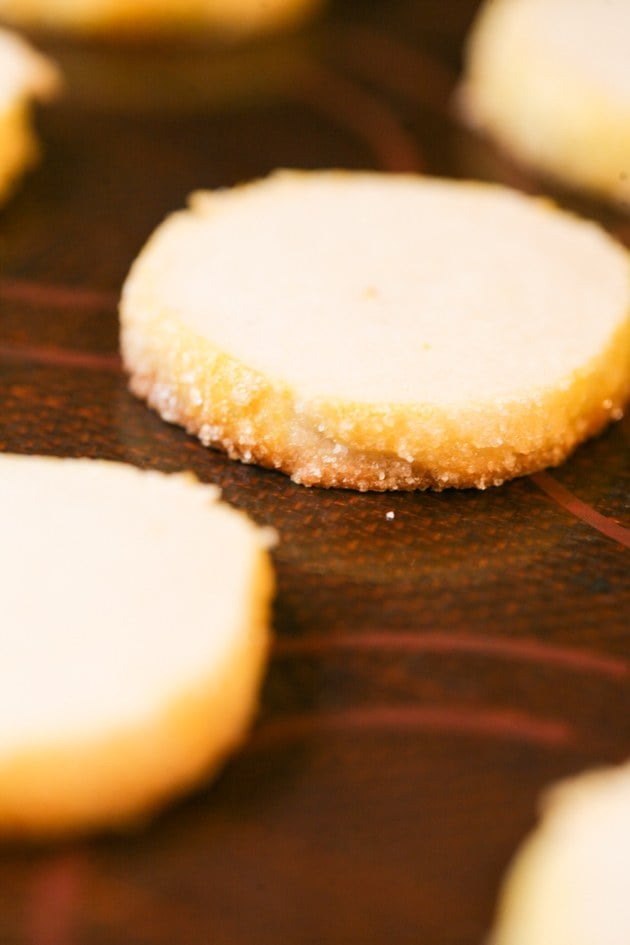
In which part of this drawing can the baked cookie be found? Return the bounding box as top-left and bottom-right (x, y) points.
(120, 171), (630, 492)
(0, 454), (274, 837)
(0, 28), (59, 205)
(459, 0), (630, 210)
(0, 0), (322, 39)
(492, 761), (630, 945)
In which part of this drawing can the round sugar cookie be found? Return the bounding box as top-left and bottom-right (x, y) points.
(492, 761), (630, 945)
(0, 28), (59, 205)
(0, 0), (322, 39)
(120, 170), (630, 492)
(459, 0), (630, 210)
(0, 454), (274, 837)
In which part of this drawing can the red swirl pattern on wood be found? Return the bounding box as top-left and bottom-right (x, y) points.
(252, 705), (573, 749)
(274, 632), (630, 679)
(28, 853), (85, 945)
(532, 471), (630, 549)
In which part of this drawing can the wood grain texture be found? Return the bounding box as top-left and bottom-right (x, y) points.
(0, 1), (628, 943)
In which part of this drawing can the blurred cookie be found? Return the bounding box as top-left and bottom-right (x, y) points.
(0, 28), (59, 204)
(0, 0), (323, 39)
(0, 455), (274, 837)
(120, 170), (630, 491)
(459, 0), (630, 209)
(492, 761), (630, 945)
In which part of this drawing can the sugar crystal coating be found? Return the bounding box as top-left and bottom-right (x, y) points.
(121, 171), (630, 492)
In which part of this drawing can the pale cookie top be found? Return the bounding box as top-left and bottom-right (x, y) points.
(128, 172), (630, 408)
(0, 456), (271, 753)
(494, 762), (630, 945)
(0, 27), (59, 110)
(486, 0), (630, 107)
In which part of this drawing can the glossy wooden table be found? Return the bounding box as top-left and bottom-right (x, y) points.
(1, 2), (628, 942)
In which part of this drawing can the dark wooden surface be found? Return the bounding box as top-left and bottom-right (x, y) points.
(1, 2), (629, 942)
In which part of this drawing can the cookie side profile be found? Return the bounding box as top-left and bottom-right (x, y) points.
(120, 171), (630, 492)
(0, 455), (274, 837)
(491, 761), (630, 945)
(0, 28), (59, 204)
(458, 0), (630, 209)
(0, 0), (323, 39)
